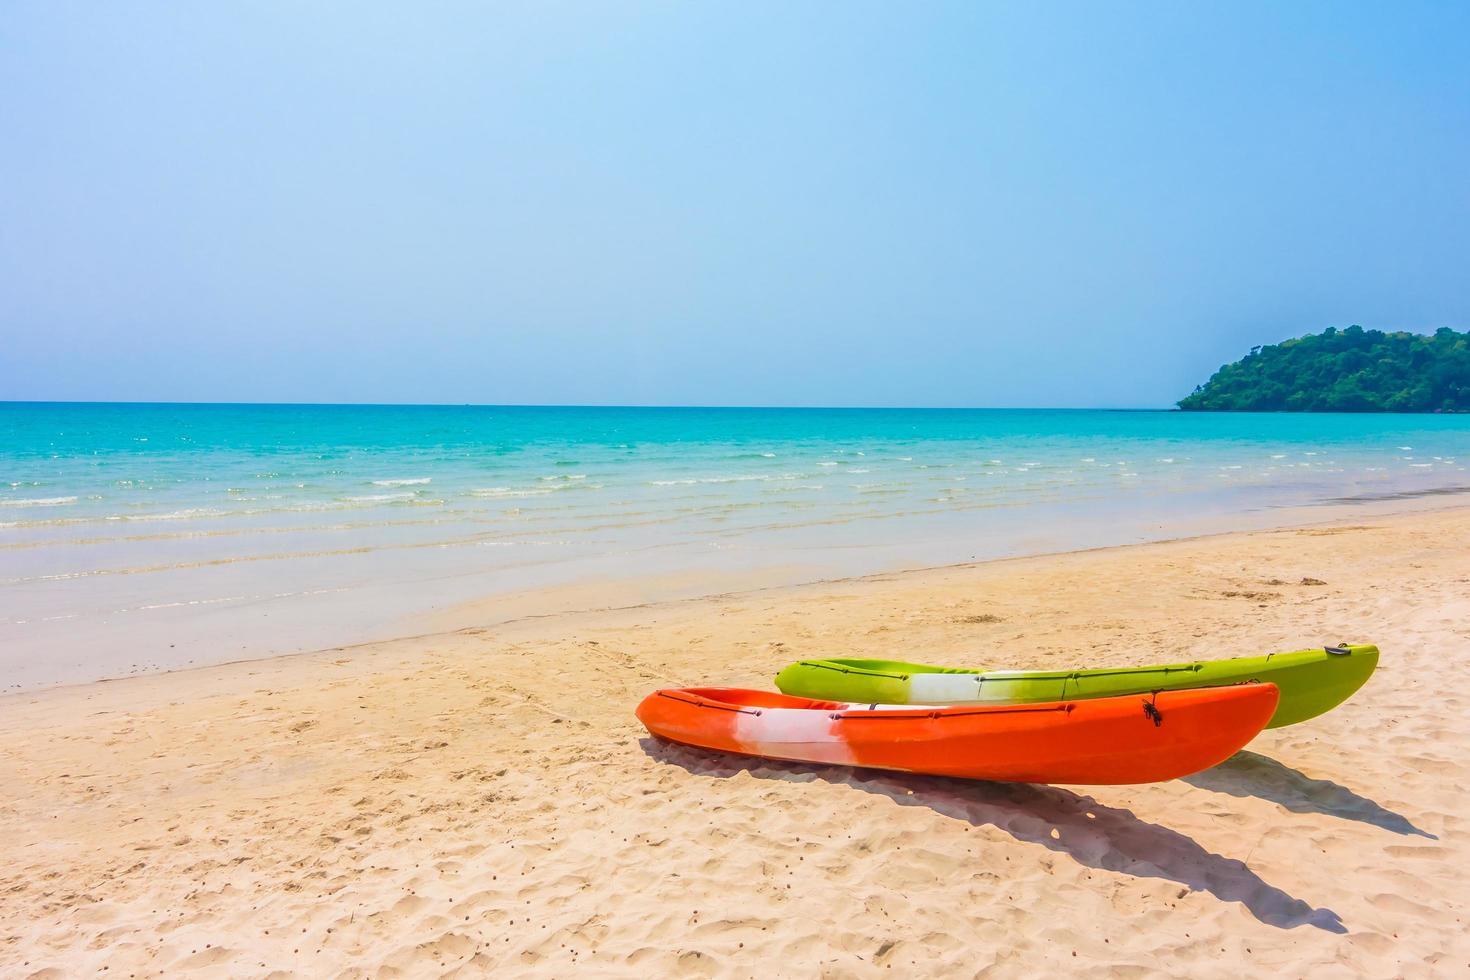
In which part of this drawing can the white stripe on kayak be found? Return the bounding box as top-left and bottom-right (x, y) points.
(908, 673), (983, 704)
(734, 707), (856, 765)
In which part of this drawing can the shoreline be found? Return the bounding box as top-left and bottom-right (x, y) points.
(3, 505), (1468, 976)
(6, 491), (1469, 701)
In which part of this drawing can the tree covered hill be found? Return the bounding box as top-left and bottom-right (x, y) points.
(1178, 326), (1470, 412)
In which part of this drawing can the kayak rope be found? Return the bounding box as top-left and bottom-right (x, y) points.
(796, 661), (913, 679)
(966, 664), (1208, 690)
(797, 660), (1229, 683)
(1057, 664), (1204, 679)
(830, 704), (1074, 721)
(968, 665), (1205, 686)
(657, 691), (763, 715)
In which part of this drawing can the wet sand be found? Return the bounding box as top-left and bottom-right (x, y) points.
(2, 507), (1467, 977)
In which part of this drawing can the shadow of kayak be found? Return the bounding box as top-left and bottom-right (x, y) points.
(1182, 749), (1436, 839)
(640, 736), (1346, 933)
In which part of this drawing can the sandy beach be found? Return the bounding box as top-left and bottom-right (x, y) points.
(9, 3), (1468, 976)
(3, 505), (1467, 978)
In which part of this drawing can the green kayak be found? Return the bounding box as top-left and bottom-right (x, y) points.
(774, 643), (1378, 729)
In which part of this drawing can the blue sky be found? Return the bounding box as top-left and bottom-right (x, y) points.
(2, 2), (1467, 407)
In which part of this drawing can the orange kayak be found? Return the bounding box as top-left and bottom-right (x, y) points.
(636, 683), (1278, 785)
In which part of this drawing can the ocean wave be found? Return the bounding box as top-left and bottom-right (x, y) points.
(342, 492), (418, 503)
(648, 472), (800, 486)
(472, 486), (555, 498)
(0, 505), (231, 531)
(139, 595), (248, 611)
(371, 477), (432, 487)
(106, 507), (229, 522)
(1, 496), (78, 508)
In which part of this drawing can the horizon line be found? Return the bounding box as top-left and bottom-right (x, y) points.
(2, 399), (1179, 411)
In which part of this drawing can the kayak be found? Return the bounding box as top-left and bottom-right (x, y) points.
(636, 683), (1279, 785)
(773, 643), (1377, 729)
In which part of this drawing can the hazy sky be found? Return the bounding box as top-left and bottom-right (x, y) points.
(3, 2), (1467, 407)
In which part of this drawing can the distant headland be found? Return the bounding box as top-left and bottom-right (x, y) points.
(1179, 326), (1469, 412)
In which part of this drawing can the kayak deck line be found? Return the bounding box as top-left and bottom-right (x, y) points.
(792, 660), (1233, 682)
(656, 690), (764, 715)
(829, 703), (1075, 721)
(657, 688), (1077, 720)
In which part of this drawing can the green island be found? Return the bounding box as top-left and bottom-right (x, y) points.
(1179, 325), (1470, 412)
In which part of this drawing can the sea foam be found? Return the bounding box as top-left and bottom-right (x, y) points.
(2, 496), (78, 508)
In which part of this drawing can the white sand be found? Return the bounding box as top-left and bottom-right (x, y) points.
(2, 508), (1467, 977)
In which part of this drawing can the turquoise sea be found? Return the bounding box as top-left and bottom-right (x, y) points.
(4, 403), (1469, 689)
